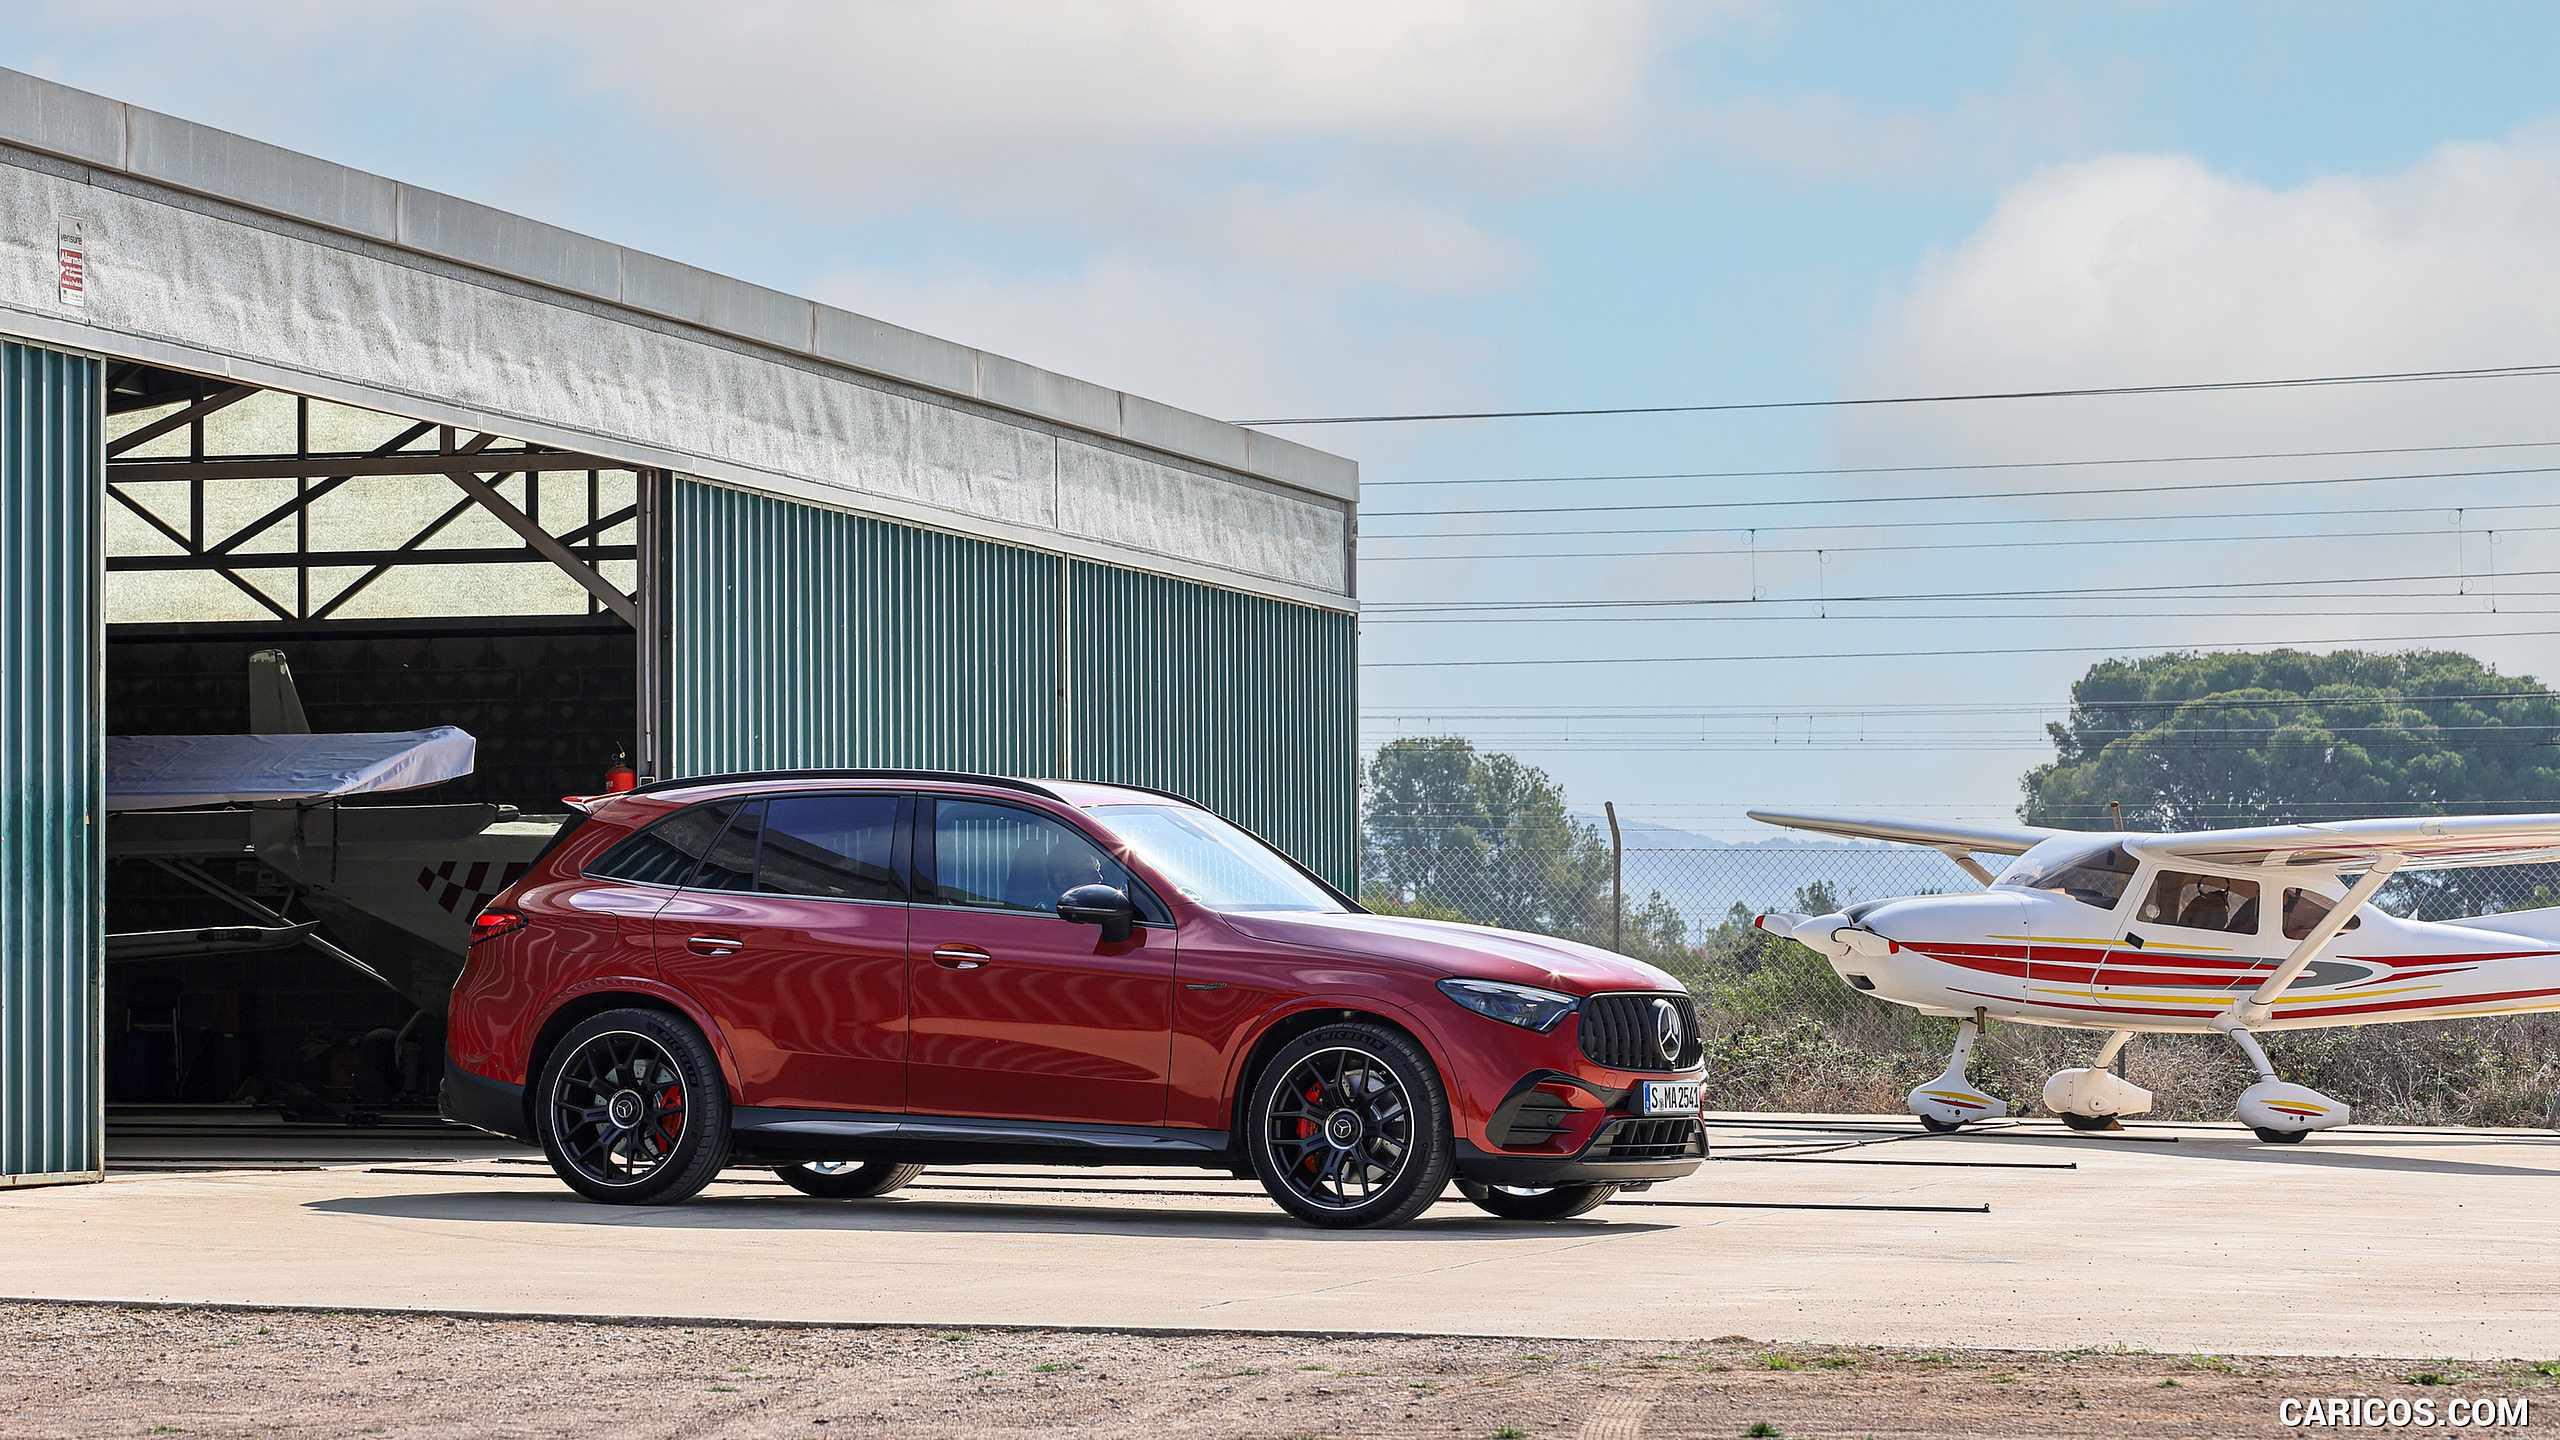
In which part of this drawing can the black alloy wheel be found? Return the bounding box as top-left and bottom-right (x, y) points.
(777, 1160), (927, 1199)
(536, 1008), (731, 1205)
(1246, 1021), (1454, 1229)
(1454, 1177), (1618, 1221)
(2252, 1126), (2309, 1144)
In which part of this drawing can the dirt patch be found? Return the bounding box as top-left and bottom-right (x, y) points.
(0, 1301), (2548, 1438)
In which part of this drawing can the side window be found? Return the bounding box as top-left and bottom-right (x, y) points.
(2281, 887), (2363, 940)
(930, 799), (1136, 915)
(2140, 869), (2262, 935)
(758, 795), (906, 902)
(586, 802), (738, 888)
(685, 800), (763, 892)
(2004, 842), (2141, 911)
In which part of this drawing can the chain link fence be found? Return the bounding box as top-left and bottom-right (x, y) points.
(1361, 844), (2560, 1126)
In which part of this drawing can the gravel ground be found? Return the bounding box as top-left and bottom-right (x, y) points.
(0, 1301), (2549, 1439)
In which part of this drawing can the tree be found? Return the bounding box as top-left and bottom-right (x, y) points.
(2018, 649), (2560, 918)
(1359, 735), (1688, 958)
(2019, 649), (2560, 831)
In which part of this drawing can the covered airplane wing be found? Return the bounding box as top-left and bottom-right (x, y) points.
(2140, 813), (2560, 871)
(1745, 808), (2071, 856)
(105, 726), (476, 812)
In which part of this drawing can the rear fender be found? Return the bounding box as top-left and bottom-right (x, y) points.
(532, 975), (746, 1104)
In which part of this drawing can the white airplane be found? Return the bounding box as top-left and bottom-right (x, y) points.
(1747, 808), (2560, 1143)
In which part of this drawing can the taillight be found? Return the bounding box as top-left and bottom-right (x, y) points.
(470, 908), (529, 946)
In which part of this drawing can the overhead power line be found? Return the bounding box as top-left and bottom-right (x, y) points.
(1362, 437), (2560, 487)
(1366, 566), (2560, 613)
(1234, 362), (2560, 426)
(1360, 519), (2554, 568)
(1361, 463), (2560, 522)
(1367, 625), (2560, 669)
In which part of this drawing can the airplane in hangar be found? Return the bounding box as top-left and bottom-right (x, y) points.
(104, 650), (564, 1022)
(1748, 808), (2560, 1142)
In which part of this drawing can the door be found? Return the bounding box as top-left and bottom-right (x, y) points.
(652, 794), (912, 1112)
(906, 797), (1175, 1126)
(2093, 865), (2282, 1010)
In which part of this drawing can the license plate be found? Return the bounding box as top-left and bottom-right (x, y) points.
(1640, 1080), (1700, 1116)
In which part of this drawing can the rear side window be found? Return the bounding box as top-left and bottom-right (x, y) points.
(586, 801), (740, 888)
(759, 795), (905, 902)
(687, 801), (764, 892)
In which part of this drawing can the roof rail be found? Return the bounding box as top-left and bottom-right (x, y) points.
(625, 768), (1060, 801)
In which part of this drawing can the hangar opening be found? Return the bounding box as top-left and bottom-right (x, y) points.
(99, 363), (645, 1117)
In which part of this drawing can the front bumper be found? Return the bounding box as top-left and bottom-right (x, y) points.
(1451, 1066), (1707, 1187)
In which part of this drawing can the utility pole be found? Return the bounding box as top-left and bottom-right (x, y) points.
(1606, 801), (1623, 953)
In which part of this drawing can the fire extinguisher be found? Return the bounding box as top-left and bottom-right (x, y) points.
(604, 751), (636, 792)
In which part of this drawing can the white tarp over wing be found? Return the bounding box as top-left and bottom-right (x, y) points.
(105, 727), (476, 812)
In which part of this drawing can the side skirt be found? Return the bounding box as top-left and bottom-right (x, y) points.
(729, 1107), (1237, 1170)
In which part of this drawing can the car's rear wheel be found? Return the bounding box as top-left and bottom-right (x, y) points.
(1246, 1022), (1454, 1229)
(536, 1008), (730, 1205)
(776, 1160), (926, 1198)
(1454, 1178), (1618, 1220)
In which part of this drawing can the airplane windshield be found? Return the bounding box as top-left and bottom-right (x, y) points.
(1996, 840), (2141, 911)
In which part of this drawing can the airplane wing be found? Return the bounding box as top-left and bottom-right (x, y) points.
(1745, 808), (2072, 856)
(104, 726), (476, 812)
(2139, 813), (2560, 871)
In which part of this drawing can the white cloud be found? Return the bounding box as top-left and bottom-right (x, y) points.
(1698, 69), (2118, 186)
(1841, 123), (2560, 465)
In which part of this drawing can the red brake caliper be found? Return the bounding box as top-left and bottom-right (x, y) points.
(1298, 1084), (1323, 1172)
(657, 1084), (684, 1147)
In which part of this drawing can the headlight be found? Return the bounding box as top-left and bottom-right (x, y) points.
(1436, 977), (1580, 1033)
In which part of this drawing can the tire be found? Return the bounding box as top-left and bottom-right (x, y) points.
(2060, 1112), (2123, 1132)
(1454, 1177), (1617, 1220)
(1918, 1115), (1965, 1134)
(1246, 1021), (1455, 1229)
(2252, 1125), (2309, 1145)
(536, 1008), (731, 1205)
(777, 1160), (926, 1198)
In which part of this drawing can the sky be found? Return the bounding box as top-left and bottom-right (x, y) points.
(19, 1), (2560, 838)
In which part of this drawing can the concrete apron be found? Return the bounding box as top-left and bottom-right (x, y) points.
(4, 1117), (2555, 1359)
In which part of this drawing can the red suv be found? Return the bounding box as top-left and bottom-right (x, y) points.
(442, 770), (1705, 1228)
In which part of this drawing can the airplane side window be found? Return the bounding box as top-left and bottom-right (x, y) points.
(2281, 887), (2363, 940)
(586, 802), (739, 888)
(2139, 869), (2262, 935)
(2001, 842), (2140, 910)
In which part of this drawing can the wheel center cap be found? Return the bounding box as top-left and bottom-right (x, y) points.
(608, 1090), (644, 1127)
(1323, 1109), (1361, 1148)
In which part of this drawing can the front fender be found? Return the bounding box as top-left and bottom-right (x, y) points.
(1221, 990), (1470, 1129)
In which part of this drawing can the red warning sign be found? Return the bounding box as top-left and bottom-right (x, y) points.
(57, 219), (85, 308)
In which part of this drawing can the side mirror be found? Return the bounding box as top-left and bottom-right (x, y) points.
(1057, 883), (1137, 944)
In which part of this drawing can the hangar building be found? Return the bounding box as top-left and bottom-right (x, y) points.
(0, 69), (1358, 1186)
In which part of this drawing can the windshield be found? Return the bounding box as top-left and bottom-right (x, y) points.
(1994, 839), (2140, 911)
(1087, 803), (1346, 913)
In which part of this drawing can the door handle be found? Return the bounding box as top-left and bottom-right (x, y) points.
(932, 944), (990, 970)
(686, 934), (745, 956)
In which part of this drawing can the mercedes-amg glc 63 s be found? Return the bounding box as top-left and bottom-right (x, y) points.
(442, 770), (1706, 1228)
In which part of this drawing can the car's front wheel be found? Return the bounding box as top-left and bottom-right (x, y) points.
(1454, 1178), (1618, 1220)
(776, 1160), (926, 1198)
(536, 1008), (731, 1205)
(1246, 1021), (1454, 1229)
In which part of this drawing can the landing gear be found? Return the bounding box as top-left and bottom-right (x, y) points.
(1907, 1009), (2008, 1130)
(2041, 1030), (2153, 1129)
(2217, 1019), (2349, 1142)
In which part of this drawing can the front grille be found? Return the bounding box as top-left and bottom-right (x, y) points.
(1576, 992), (1702, 1072)
(1587, 1116), (1705, 1162)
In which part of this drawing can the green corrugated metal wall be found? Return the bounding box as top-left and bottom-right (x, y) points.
(661, 478), (1357, 887)
(1067, 560), (1357, 886)
(0, 341), (103, 1185)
